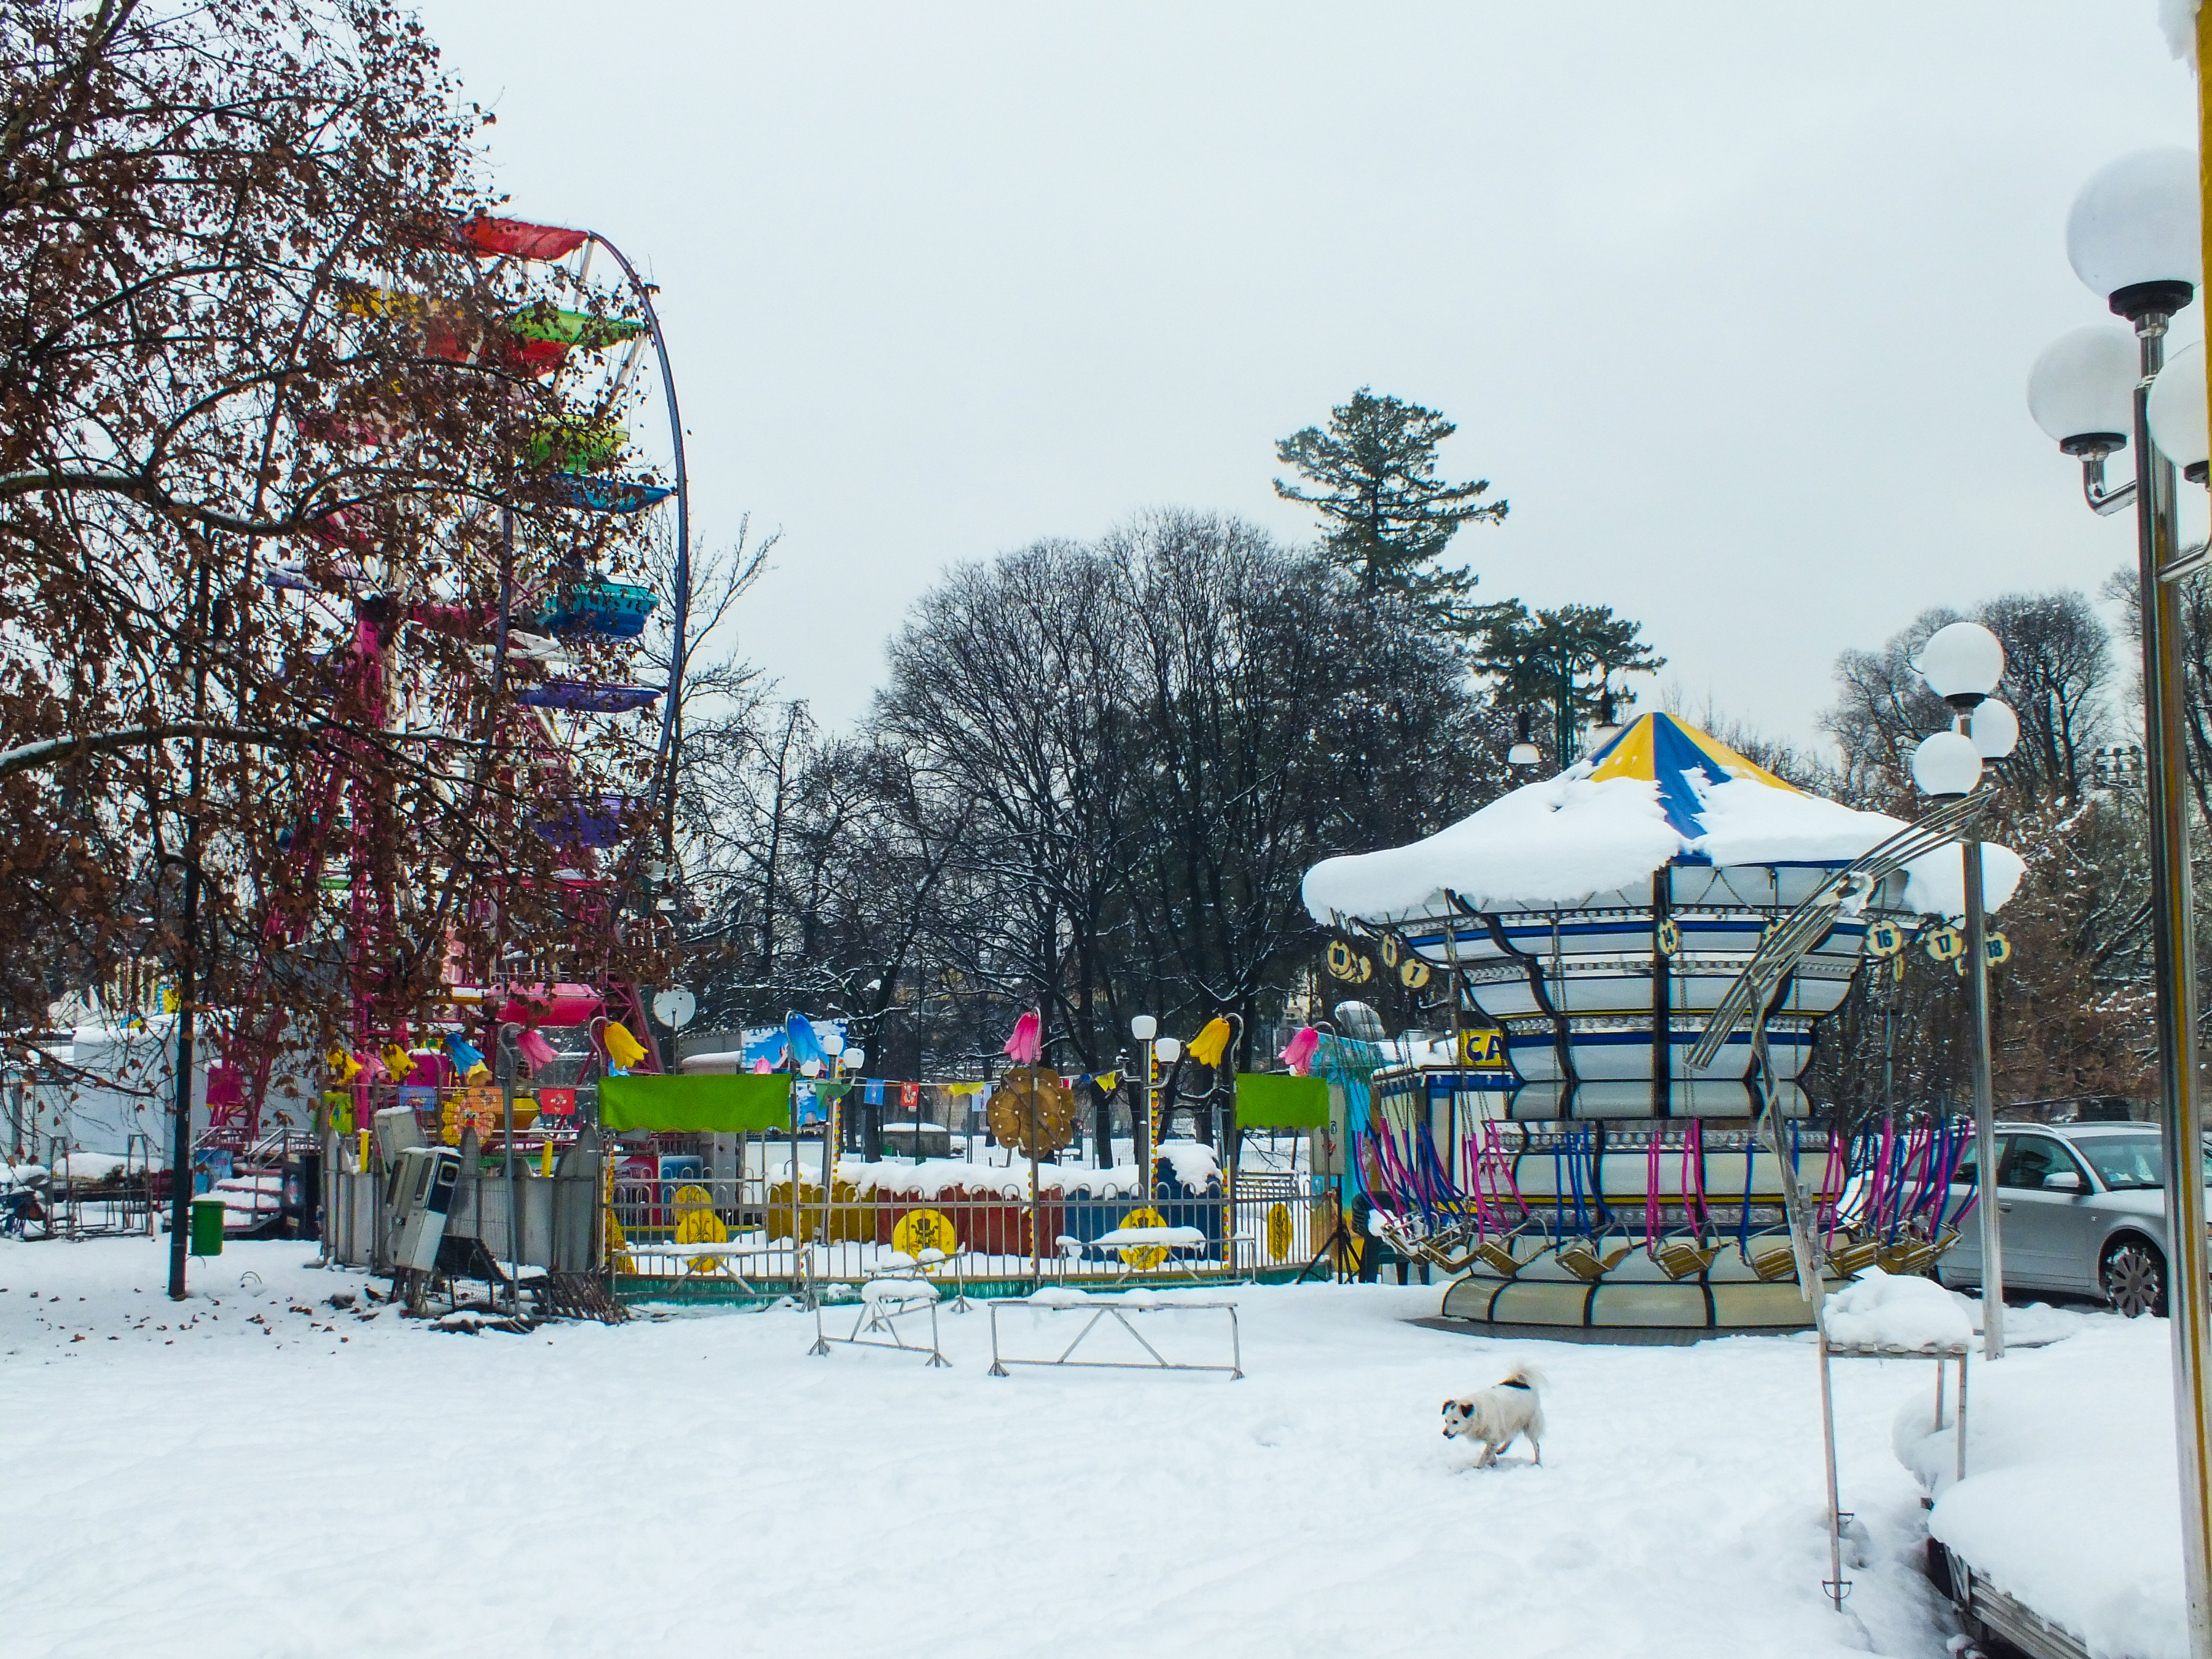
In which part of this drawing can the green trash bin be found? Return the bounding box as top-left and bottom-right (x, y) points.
(189, 1196), (225, 1257)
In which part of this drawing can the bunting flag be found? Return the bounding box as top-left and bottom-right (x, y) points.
(863, 1080), (885, 1106)
(899, 1081), (920, 1109)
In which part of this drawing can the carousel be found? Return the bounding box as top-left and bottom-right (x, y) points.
(1301, 712), (2021, 1335)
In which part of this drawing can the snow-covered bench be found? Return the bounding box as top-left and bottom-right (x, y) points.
(987, 1287), (1241, 1379)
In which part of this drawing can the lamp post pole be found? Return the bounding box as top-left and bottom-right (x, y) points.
(2130, 289), (2212, 1655)
(1911, 641), (2015, 1360)
(2030, 140), (2212, 1647)
(1959, 823), (2003, 1360)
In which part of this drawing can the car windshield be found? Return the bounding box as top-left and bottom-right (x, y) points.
(2073, 1132), (2212, 1191)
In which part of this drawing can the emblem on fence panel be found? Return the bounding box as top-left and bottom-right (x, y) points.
(892, 1207), (959, 1262)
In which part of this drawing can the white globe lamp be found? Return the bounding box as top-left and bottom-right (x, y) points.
(2026, 326), (2137, 454)
(1969, 698), (2020, 760)
(1912, 731), (1984, 798)
(1913, 622), (2006, 705)
(2066, 147), (2200, 318)
(842, 1046), (866, 1072)
(1154, 1036), (1182, 1064)
(2149, 340), (2211, 483)
(1129, 1014), (1157, 1041)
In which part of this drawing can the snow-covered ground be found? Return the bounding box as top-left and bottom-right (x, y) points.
(0, 1236), (2129, 1658)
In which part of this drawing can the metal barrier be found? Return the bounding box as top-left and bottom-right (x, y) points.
(606, 1167), (1342, 1304)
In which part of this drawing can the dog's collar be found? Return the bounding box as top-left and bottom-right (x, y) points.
(1499, 1379), (1530, 1390)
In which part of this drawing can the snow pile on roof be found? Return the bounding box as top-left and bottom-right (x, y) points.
(1303, 712), (2022, 921)
(1896, 1319), (2187, 1659)
(1821, 1268), (1972, 1349)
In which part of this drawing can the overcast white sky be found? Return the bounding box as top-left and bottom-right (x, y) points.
(415, 2), (2200, 751)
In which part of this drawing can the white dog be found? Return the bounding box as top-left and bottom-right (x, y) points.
(1441, 1365), (1547, 1467)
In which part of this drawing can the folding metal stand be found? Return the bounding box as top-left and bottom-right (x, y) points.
(1818, 1330), (1970, 1610)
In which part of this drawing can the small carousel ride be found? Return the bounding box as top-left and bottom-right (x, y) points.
(1302, 712), (2021, 1333)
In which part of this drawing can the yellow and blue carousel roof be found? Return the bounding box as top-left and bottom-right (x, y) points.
(1302, 710), (2018, 923)
(1580, 712), (1799, 841)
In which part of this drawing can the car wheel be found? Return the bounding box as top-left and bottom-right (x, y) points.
(2101, 1237), (2167, 1319)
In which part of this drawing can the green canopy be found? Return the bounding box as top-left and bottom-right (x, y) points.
(598, 1073), (792, 1132)
(1234, 1072), (1328, 1130)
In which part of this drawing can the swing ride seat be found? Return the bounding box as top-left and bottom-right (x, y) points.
(1877, 1230), (1957, 1277)
(1556, 1240), (1634, 1282)
(1652, 1241), (1721, 1281)
(1826, 1238), (1885, 1278)
(1473, 1239), (1525, 1279)
(1748, 1242), (1803, 1282)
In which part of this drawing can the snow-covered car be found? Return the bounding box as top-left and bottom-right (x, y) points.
(1936, 1120), (2212, 1317)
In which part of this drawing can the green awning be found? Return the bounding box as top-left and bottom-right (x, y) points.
(599, 1073), (792, 1132)
(1235, 1072), (1328, 1129)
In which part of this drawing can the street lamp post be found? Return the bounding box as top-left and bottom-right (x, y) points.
(2027, 144), (2212, 1655)
(1130, 1015), (1158, 1184)
(1908, 623), (2019, 1360)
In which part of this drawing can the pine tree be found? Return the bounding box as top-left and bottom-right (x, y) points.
(1469, 602), (1665, 767)
(1273, 388), (1505, 619)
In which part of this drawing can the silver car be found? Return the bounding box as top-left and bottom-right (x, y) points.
(1935, 1121), (2212, 1317)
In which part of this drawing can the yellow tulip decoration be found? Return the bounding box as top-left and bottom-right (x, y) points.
(1186, 1017), (1234, 1068)
(602, 1020), (648, 1071)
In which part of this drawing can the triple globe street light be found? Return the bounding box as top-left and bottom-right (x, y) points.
(2023, 143), (2212, 1652)
(1907, 622), (2019, 1361)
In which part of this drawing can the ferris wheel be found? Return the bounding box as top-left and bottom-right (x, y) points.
(207, 213), (695, 1146)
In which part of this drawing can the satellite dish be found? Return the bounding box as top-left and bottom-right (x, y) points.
(652, 986), (697, 1029)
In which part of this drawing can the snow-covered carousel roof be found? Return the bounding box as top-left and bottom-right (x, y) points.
(1302, 712), (2022, 923)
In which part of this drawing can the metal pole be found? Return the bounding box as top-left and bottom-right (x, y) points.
(1816, 1326), (1845, 1611)
(1961, 830), (2003, 1360)
(167, 551), (217, 1301)
(2133, 285), (2212, 1655)
(502, 1055), (518, 1315)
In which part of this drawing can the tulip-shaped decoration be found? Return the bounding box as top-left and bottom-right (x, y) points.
(380, 1044), (415, 1083)
(1279, 1026), (1320, 1076)
(782, 1013), (826, 1072)
(444, 1033), (490, 1082)
(1003, 1009), (1043, 1065)
(516, 1027), (560, 1073)
(1187, 1016), (1234, 1067)
(602, 1021), (648, 1072)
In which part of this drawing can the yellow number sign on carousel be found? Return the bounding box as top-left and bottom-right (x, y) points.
(892, 1207), (959, 1265)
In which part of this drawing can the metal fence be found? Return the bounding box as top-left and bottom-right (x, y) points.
(606, 1166), (1343, 1304)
